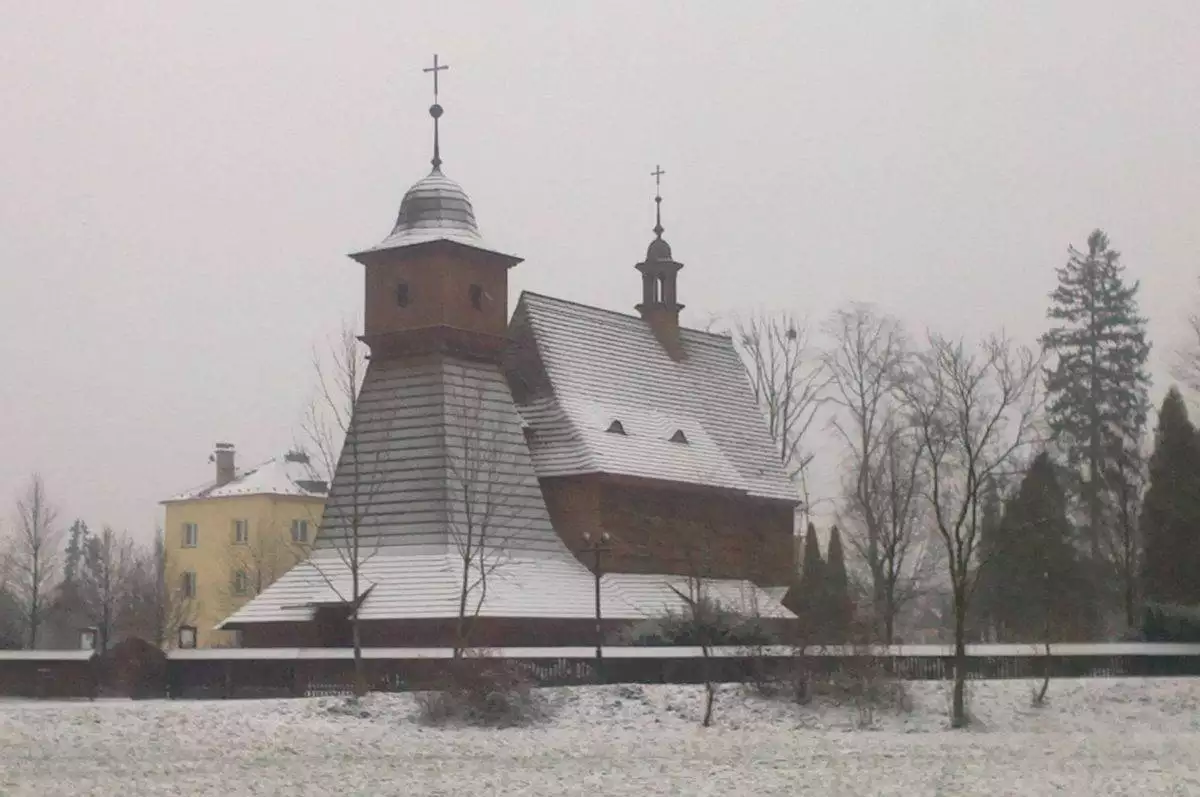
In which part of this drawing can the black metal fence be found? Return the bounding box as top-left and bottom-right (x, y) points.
(5, 644), (1200, 700)
(160, 643), (1200, 699)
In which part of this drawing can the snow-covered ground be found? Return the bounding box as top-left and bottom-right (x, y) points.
(2, 679), (1199, 795)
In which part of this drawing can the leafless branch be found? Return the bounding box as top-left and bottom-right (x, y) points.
(897, 330), (1043, 727)
(8, 474), (63, 648)
(77, 526), (139, 651)
(823, 302), (932, 642)
(446, 371), (525, 656)
(125, 531), (197, 648)
(301, 322), (381, 695)
(732, 312), (831, 483)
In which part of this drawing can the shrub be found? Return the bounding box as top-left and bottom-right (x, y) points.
(415, 658), (546, 728)
(1141, 602), (1200, 642)
(103, 637), (167, 699)
(620, 599), (778, 648)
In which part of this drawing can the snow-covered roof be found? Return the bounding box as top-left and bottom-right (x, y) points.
(509, 293), (799, 502)
(163, 453), (328, 503)
(219, 548), (795, 628)
(604, 574), (795, 620)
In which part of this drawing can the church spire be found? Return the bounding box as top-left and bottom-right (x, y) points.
(423, 53), (450, 170)
(635, 163), (685, 360)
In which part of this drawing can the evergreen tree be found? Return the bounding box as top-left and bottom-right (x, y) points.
(1140, 388), (1200, 606)
(988, 453), (1094, 641)
(825, 525), (854, 640)
(63, 520), (89, 587)
(783, 523), (826, 641)
(973, 478), (1005, 639)
(1040, 230), (1151, 602)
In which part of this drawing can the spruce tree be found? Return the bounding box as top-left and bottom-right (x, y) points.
(989, 453), (1093, 641)
(825, 525), (854, 641)
(783, 523), (826, 641)
(1140, 388), (1200, 606)
(1041, 229), (1151, 614)
(63, 520), (88, 586)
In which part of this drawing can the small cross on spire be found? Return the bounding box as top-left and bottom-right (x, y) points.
(424, 53), (449, 102)
(651, 164), (665, 238)
(423, 54), (450, 170)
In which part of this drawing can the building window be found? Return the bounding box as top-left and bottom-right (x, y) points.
(182, 522), (198, 548)
(181, 571), (197, 599)
(669, 429), (689, 444)
(606, 420), (627, 435)
(232, 569), (249, 596)
(396, 282), (410, 307)
(178, 625), (197, 649)
(469, 284), (483, 310)
(291, 519), (309, 544)
(233, 519), (249, 545)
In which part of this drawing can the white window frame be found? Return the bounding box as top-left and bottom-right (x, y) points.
(181, 570), (197, 598)
(233, 519), (249, 545)
(290, 518), (309, 544)
(232, 569), (249, 596)
(182, 522), (198, 548)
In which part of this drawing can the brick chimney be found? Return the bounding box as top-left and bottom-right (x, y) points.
(213, 442), (236, 487)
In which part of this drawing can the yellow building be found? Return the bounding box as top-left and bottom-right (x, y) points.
(161, 443), (327, 647)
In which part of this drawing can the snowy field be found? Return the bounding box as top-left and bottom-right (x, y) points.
(1, 679), (1199, 796)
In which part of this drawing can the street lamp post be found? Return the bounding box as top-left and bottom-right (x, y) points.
(581, 532), (611, 680)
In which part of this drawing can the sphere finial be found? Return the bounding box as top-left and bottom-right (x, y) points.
(423, 55), (450, 170)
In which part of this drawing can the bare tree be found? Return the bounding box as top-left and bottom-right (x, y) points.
(78, 526), (138, 652)
(220, 521), (303, 617)
(824, 303), (927, 642)
(6, 475), (63, 648)
(1173, 295), (1200, 395)
(124, 531), (196, 648)
(842, 419), (938, 644)
(897, 332), (1042, 728)
(302, 323), (380, 696)
(445, 374), (519, 657)
(733, 313), (829, 505)
(665, 528), (728, 727)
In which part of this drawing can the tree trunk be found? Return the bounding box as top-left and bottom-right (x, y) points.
(1124, 574), (1136, 631)
(701, 646), (715, 728)
(951, 589), (968, 728)
(351, 612), (366, 697)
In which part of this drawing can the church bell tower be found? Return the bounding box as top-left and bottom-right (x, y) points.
(635, 165), (685, 360)
(349, 55), (521, 362)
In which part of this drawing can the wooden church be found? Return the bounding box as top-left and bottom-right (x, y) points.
(222, 64), (799, 648)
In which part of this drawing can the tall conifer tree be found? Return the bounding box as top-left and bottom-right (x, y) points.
(1140, 388), (1200, 606)
(825, 525), (854, 640)
(784, 523), (826, 641)
(988, 453), (1093, 640)
(1041, 230), (1151, 606)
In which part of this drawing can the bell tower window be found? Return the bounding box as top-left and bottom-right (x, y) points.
(469, 284), (483, 310)
(395, 282), (410, 307)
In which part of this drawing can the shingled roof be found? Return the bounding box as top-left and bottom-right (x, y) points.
(220, 549), (794, 627)
(163, 453), (327, 503)
(508, 292), (800, 503)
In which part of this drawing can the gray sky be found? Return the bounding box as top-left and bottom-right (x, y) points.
(2, 2), (1198, 538)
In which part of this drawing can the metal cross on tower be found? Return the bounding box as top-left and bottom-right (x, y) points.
(651, 164), (665, 195)
(424, 54), (450, 169)
(424, 53), (449, 102)
(651, 164), (666, 238)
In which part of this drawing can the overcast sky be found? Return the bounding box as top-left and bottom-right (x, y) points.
(2, 2), (1198, 538)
